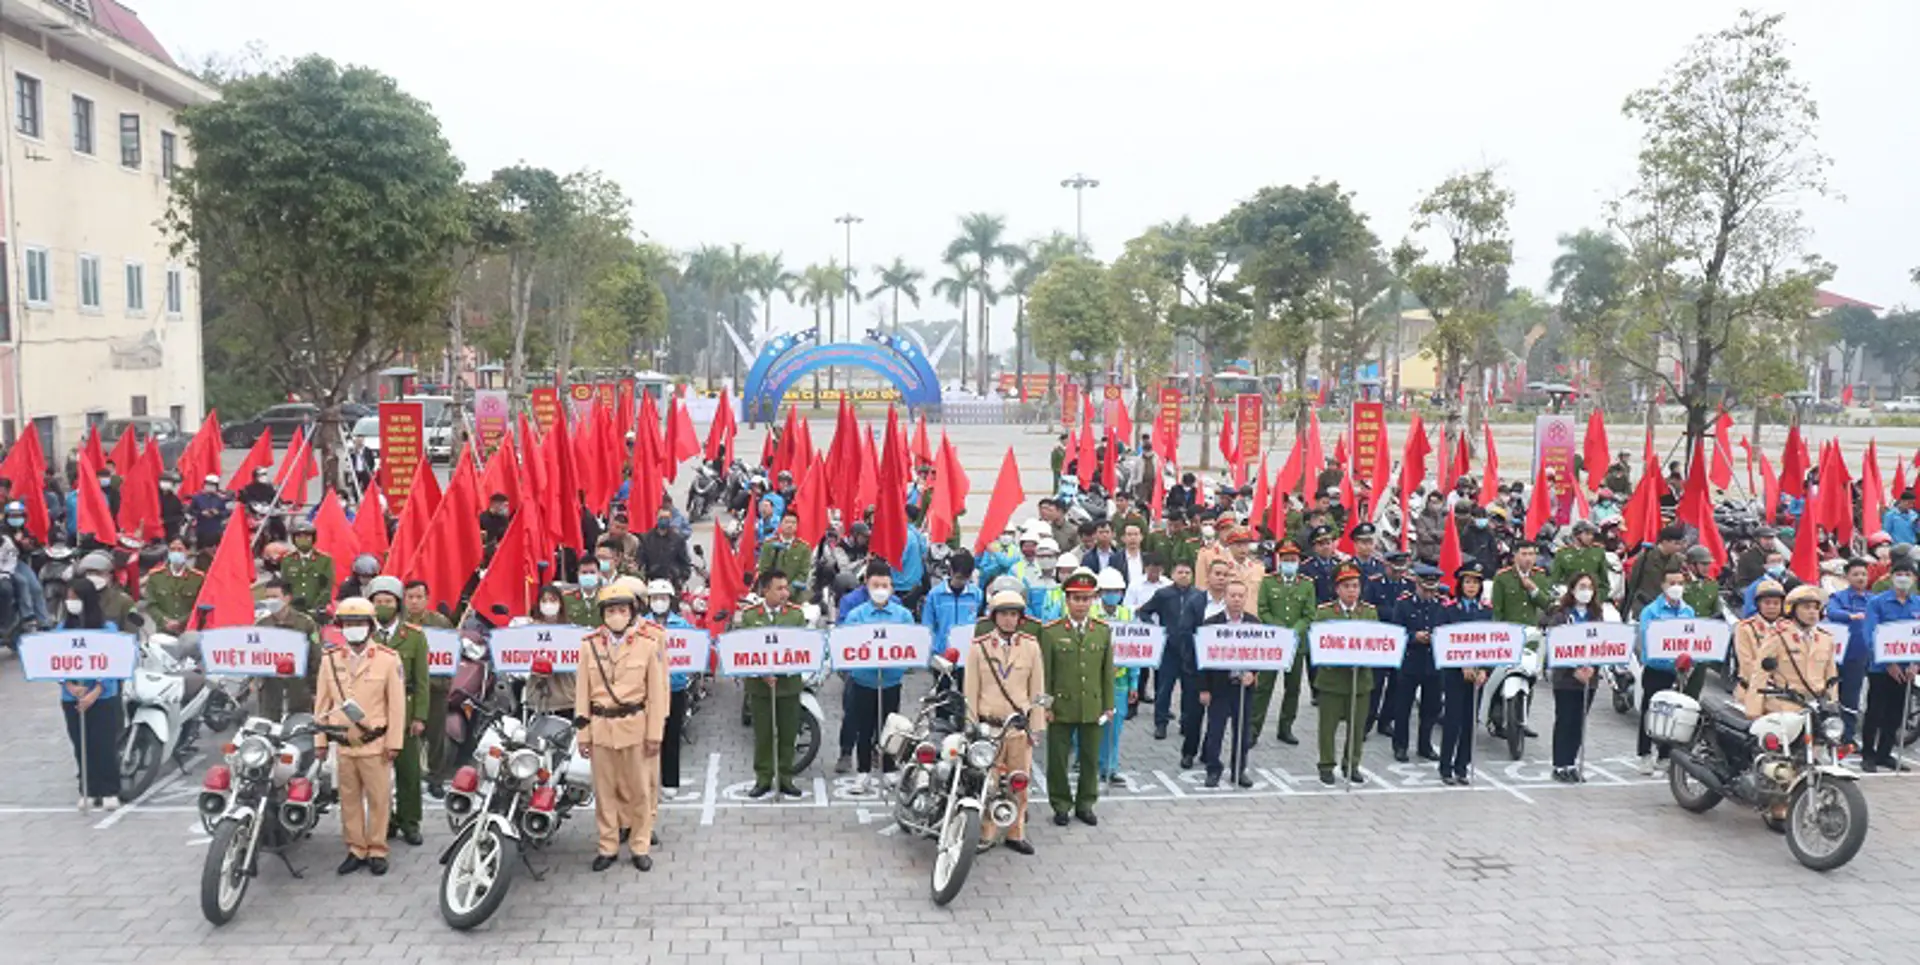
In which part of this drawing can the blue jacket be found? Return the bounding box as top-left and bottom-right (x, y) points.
(837, 585), (869, 623)
(1742, 571), (1794, 617)
(57, 620), (120, 701)
(64, 490), (79, 542)
(919, 581), (982, 650)
(842, 599), (914, 688)
(975, 546), (1019, 585)
(1137, 584), (1205, 675)
(891, 527), (928, 591)
(1862, 589), (1920, 673)
(1825, 586), (1873, 669)
(646, 612), (696, 691)
(1637, 596), (1696, 672)
(1882, 508), (1919, 545)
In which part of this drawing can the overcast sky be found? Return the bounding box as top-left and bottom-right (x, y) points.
(142, 0), (1918, 343)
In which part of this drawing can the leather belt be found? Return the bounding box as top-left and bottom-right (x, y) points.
(590, 702), (646, 719)
(348, 726), (388, 747)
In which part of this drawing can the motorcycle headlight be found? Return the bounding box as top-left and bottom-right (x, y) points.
(507, 749), (541, 782)
(1820, 714), (1846, 744)
(966, 740), (997, 770)
(236, 736), (273, 771)
(462, 640), (487, 661)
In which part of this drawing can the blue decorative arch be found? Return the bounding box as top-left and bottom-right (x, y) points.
(742, 330), (941, 422)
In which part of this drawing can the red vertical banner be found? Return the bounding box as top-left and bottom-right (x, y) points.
(1349, 401), (1386, 488)
(1062, 382), (1080, 427)
(1235, 394), (1263, 469)
(566, 383), (596, 419)
(378, 402), (425, 515)
(1533, 414), (1578, 526)
(593, 382), (618, 413)
(1155, 386), (1181, 456)
(1101, 384), (1122, 406)
(529, 387), (560, 435)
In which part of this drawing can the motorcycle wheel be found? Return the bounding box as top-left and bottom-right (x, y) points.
(440, 824), (517, 930)
(792, 712), (822, 775)
(1785, 778), (1869, 872)
(1505, 695), (1526, 761)
(203, 692), (237, 734)
(929, 804), (981, 907)
(121, 728), (164, 800)
(199, 817), (253, 926)
(1610, 690), (1632, 715)
(1667, 750), (1722, 813)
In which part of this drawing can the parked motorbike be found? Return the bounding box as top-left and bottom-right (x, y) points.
(438, 667), (590, 930)
(882, 652), (1051, 905)
(121, 624), (215, 798)
(197, 710), (345, 925)
(686, 463), (721, 521)
(1480, 628), (1543, 760)
(1647, 653), (1867, 871)
(439, 630), (497, 787)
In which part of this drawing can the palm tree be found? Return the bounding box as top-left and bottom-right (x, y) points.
(822, 257), (860, 392)
(1005, 232), (1085, 402)
(796, 264), (837, 408)
(932, 258), (980, 387)
(742, 252), (797, 336)
(944, 213), (1024, 395)
(683, 244), (736, 390)
(867, 257), (925, 334)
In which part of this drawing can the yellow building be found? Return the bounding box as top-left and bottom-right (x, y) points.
(2, 0), (214, 450)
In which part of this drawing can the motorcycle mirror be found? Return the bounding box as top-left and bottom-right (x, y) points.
(125, 611), (146, 629)
(943, 647), (960, 665)
(1761, 656), (1779, 672)
(694, 546), (706, 558)
(1674, 653), (1694, 675)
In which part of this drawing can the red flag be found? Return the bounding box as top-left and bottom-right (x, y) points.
(870, 407), (911, 568)
(928, 433), (970, 545)
(1249, 455), (1270, 534)
(616, 382), (635, 445)
(1738, 435), (1756, 495)
(1895, 461), (1909, 505)
(273, 427), (317, 505)
(1078, 396), (1098, 486)
(1779, 425), (1809, 499)
(911, 414), (933, 469)
(825, 398), (859, 519)
(1151, 394), (1178, 465)
(663, 395), (699, 483)
(75, 452), (119, 544)
(1302, 411), (1326, 496)
(775, 405), (802, 478)
(107, 425), (138, 477)
(1274, 430), (1305, 500)
(1816, 441), (1854, 547)
(1399, 413), (1431, 550)
(1336, 468), (1357, 555)
(467, 508), (533, 623)
(547, 403), (584, 553)
(706, 515), (747, 631)
(1100, 426), (1119, 493)
(409, 445), (485, 614)
(758, 431), (776, 473)
(1105, 395), (1134, 448)
(704, 391), (737, 466)
(971, 448), (1025, 556)
(227, 430), (274, 492)
(1333, 429), (1348, 470)
(82, 425), (107, 478)
(312, 489), (358, 572)
(1477, 422), (1500, 507)
(1624, 457), (1666, 550)
(188, 506), (254, 628)
(1524, 459), (1553, 540)
(517, 415), (553, 564)
(384, 460), (441, 580)
(1790, 479), (1821, 585)
(1437, 505), (1464, 592)
(629, 392), (665, 526)
(1368, 418), (1394, 515)
(1676, 440), (1725, 575)
(852, 427), (878, 515)
(1861, 441), (1888, 541)
(175, 409), (220, 493)
(1266, 452), (1289, 541)
(1709, 410), (1734, 490)
(479, 432), (521, 509)
(0, 430), (50, 542)
(1759, 451), (1779, 525)
(795, 454), (830, 547)
(1583, 408), (1610, 492)
(1217, 407), (1237, 469)
(1841, 384), (1855, 407)
(735, 493), (759, 590)
(352, 482), (390, 567)
(115, 438), (164, 541)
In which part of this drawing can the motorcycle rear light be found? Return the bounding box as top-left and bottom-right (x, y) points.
(1008, 771), (1030, 792)
(451, 766), (481, 794)
(202, 765), (232, 792)
(529, 787), (558, 812)
(285, 777), (314, 803)
(914, 742), (937, 765)
(536, 768), (551, 784)
(1762, 733), (1783, 752)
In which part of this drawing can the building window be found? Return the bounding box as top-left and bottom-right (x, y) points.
(125, 261), (145, 313)
(169, 405), (184, 430)
(165, 266), (184, 317)
(79, 255), (102, 311)
(72, 95), (94, 154)
(24, 247), (51, 307)
(13, 74), (40, 138)
(161, 130), (177, 179)
(131, 396), (148, 417)
(32, 418), (55, 460)
(119, 112), (140, 169)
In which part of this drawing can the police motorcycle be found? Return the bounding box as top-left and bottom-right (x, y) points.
(196, 684), (346, 925)
(1647, 652), (1867, 871)
(881, 649), (1051, 905)
(437, 655), (591, 930)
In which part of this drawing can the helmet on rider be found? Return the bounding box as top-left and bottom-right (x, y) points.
(351, 553), (379, 578)
(988, 589), (1027, 613)
(334, 597), (377, 645)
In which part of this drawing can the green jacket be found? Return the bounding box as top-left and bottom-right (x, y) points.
(412, 609), (455, 630)
(376, 621), (432, 724)
(1111, 513), (1149, 543)
(1038, 617), (1116, 724)
(1257, 574), (1316, 636)
(281, 551), (336, 612)
(757, 538), (815, 603)
(1548, 545), (1609, 601)
(256, 609), (321, 719)
(101, 585), (134, 630)
(1489, 567), (1554, 627)
(1309, 601), (1379, 695)
(1682, 578), (1721, 619)
(141, 565), (204, 628)
(734, 602), (809, 695)
(563, 588), (596, 627)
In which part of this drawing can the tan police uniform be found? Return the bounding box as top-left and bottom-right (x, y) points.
(1746, 623), (1839, 718)
(574, 621), (670, 858)
(965, 628), (1046, 840)
(314, 641), (407, 859)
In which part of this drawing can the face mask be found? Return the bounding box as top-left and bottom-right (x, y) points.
(1035, 557), (1057, 571)
(64, 598), (83, 616)
(1573, 587), (1594, 605)
(374, 604), (397, 623)
(1876, 547), (1891, 561)
(579, 571), (601, 590)
(538, 600), (562, 618)
(1474, 518), (1489, 529)
(87, 574), (108, 590)
(650, 598), (670, 615)
(159, 482), (175, 493)
(1896, 576), (1915, 593)
(341, 624), (371, 644)
(1279, 561), (1299, 578)
(868, 587), (892, 607)
(97, 476), (111, 488)
(167, 551), (187, 567)
(1100, 591), (1123, 607)
(1200, 527), (1216, 541)
(597, 560), (615, 575)
(5, 516), (22, 528)
(1664, 585), (1684, 603)
(260, 597), (285, 615)
(1765, 564), (1785, 578)
(604, 610), (632, 633)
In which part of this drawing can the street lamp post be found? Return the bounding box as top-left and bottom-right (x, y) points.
(834, 213), (863, 396)
(1060, 173), (1100, 249)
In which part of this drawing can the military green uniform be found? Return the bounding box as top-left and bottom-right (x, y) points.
(1159, 533), (1200, 572)
(734, 603), (808, 786)
(141, 565), (204, 631)
(1489, 567), (1554, 627)
(1252, 574), (1316, 741)
(1050, 445), (1065, 492)
(1111, 513), (1149, 543)
(1682, 577), (1721, 621)
(1311, 601), (1379, 774)
(1039, 616), (1115, 817)
(256, 609), (321, 720)
(1548, 544), (1609, 601)
(562, 587), (597, 627)
(100, 584), (134, 632)
(377, 620), (432, 834)
(280, 550), (336, 614)
(410, 609), (456, 777)
(757, 538), (816, 603)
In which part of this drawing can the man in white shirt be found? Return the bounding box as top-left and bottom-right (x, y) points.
(1119, 521), (1148, 594)
(1123, 552), (1169, 613)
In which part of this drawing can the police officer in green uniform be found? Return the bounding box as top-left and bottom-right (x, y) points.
(1253, 540), (1316, 745)
(1040, 569), (1115, 826)
(1548, 521), (1610, 600)
(1491, 540), (1555, 628)
(757, 510), (815, 604)
(255, 578), (322, 719)
(141, 537), (204, 634)
(402, 579), (458, 792)
(1680, 545), (1722, 618)
(280, 519), (336, 615)
(366, 575), (429, 845)
(734, 568), (807, 798)
(1311, 563), (1378, 785)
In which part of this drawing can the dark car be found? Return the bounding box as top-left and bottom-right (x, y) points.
(99, 416), (193, 468)
(223, 404), (317, 449)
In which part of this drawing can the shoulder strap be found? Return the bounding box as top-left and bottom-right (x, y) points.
(977, 639), (1027, 716)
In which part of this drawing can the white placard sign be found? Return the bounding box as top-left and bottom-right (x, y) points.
(946, 625), (972, 668)
(1545, 622), (1636, 668)
(1110, 622), (1166, 669)
(665, 627), (712, 677)
(830, 623), (933, 671)
(1644, 618), (1732, 664)
(1433, 621), (1528, 669)
(1871, 619), (1920, 664)
(489, 624), (588, 673)
(198, 626), (312, 677)
(423, 628), (461, 678)
(1195, 623), (1298, 672)
(1818, 622), (1852, 663)
(18, 630), (139, 682)
(1307, 619), (1407, 669)
(716, 627), (826, 677)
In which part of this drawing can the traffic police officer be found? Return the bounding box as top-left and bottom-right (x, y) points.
(1438, 563), (1490, 785)
(314, 597), (406, 875)
(734, 568), (807, 798)
(141, 536), (203, 634)
(281, 518), (335, 614)
(966, 589), (1046, 855)
(1389, 565), (1445, 763)
(1311, 563), (1378, 785)
(1252, 540), (1314, 746)
(1040, 569), (1115, 826)
(576, 582), (671, 871)
(364, 575), (430, 845)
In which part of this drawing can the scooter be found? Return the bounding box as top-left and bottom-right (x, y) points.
(121, 620), (215, 798)
(1480, 628), (1543, 760)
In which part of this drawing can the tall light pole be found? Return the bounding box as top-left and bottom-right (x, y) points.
(1060, 173), (1099, 250)
(833, 213), (862, 395)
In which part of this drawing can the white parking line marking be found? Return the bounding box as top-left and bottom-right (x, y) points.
(699, 752), (721, 826)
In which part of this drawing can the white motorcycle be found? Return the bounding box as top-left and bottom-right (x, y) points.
(120, 627), (215, 799)
(1480, 628), (1543, 760)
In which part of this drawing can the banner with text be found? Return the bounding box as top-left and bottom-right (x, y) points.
(473, 389), (509, 459)
(1819, 622), (1851, 663)
(423, 628), (462, 678)
(1350, 401), (1386, 488)
(18, 630), (139, 682)
(830, 623), (933, 671)
(665, 627), (713, 677)
(1155, 386), (1181, 454)
(1307, 619), (1407, 669)
(1235, 393), (1263, 467)
(529, 387), (560, 434)
(489, 624), (588, 674)
(197, 626), (312, 677)
(716, 627), (826, 677)
(1062, 382), (1080, 427)
(1433, 621), (1528, 669)
(1109, 622), (1167, 669)
(1643, 618), (1733, 664)
(1534, 414), (1577, 527)
(1545, 621), (1636, 667)
(1872, 619), (1920, 664)
(378, 402), (424, 515)
(1196, 623), (1299, 672)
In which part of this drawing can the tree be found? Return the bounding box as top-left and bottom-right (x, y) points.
(1828, 304), (1878, 392)
(931, 258), (980, 387)
(683, 244), (741, 390)
(543, 170), (635, 387)
(741, 252), (796, 336)
(1006, 232), (1084, 402)
(867, 257), (924, 333)
(1322, 246), (1394, 386)
(484, 164), (569, 401)
(1547, 229), (1633, 405)
(945, 213), (1023, 395)
(1222, 182), (1376, 398)
(166, 55), (466, 486)
(1027, 257), (1120, 389)
(575, 239), (669, 369)
(795, 264), (837, 406)
(1109, 230), (1181, 422)
(1585, 10), (1831, 451)
(1392, 168), (1516, 436)
(1160, 218), (1251, 469)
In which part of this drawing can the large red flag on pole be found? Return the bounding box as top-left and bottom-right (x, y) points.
(189, 505), (254, 628)
(1582, 408), (1610, 493)
(1759, 451), (1779, 525)
(1477, 423), (1500, 506)
(467, 509), (534, 623)
(1790, 479), (1821, 585)
(227, 431), (274, 492)
(312, 490), (359, 572)
(1709, 410), (1735, 490)
(1675, 440), (1726, 576)
(1778, 425), (1809, 499)
(352, 482), (390, 567)
(1438, 508), (1464, 592)
(1862, 441), (1889, 541)
(971, 449), (1025, 556)
(794, 454), (830, 547)
(870, 407), (911, 567)
(1399, 412), (1431, 550)
(0, 431), (49, 542)
(704, 391), (737, 467)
